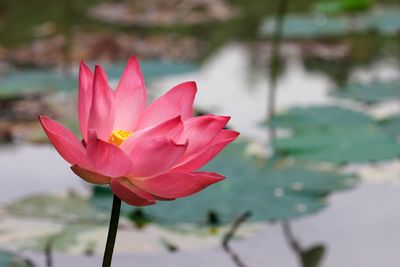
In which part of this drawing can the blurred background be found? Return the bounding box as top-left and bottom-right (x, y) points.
(0, 0), (399, 266)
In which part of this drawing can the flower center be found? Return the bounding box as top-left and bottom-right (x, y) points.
(109, 130), (132, 146)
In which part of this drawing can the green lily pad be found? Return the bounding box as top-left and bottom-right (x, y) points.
(268, 106), (373, 131)
(0, 251), (35, 267)
(260, 8), (400, 39)
(269, 106), (400, 163)
(90, 141), (356, 225)
(4, 193), (107, 224)
(0, 61), (197, 98)
(336, 80), (400, 104)
(273, 126), (400, 164)
(379, 116), (400, 137)
(16, 225), (93, 253)
(261, 15), (349, 39)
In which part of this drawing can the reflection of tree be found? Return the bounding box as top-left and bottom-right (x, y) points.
(302, 35), (400, 86)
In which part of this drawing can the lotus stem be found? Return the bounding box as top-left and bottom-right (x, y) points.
(102, 194), (122, 267)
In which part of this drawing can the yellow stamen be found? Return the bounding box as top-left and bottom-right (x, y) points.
(109, 130), (133, 146)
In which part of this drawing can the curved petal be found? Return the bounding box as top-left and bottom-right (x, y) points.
(120, 116), (183, 153)
(87, 65), (115, 141)
(125, 137), (187, 178)
(180, 115), (230, 156)
(134, 172), (224, 199)
(114, 56), (147, 131)
(86, 130), (132, 178)
(136, 81), (197, 130)
(78, 61), (94, 141)
(172, 130), (239, 172)
(71, 165), (110, 185)
(39, 116), (91, 169)
(110, 177), (155, 206)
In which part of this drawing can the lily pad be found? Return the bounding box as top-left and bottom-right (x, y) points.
(0, 251), (35, 267)
(336, 80), (400, 104)
(268, 106), (373, 131)
(269, 106), (400, 163)
(379, 116), (400, 137)
(273, 126), (400, 164)
(260, 8), (400, 39)
(4, 193), (107, 224)
(91, 141), (357, 225)
(0, 61), (197, 98)
(261, 15), (349, 39)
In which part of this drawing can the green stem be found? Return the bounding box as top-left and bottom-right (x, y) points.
(102, 194), (122, 267)
(268, 0), (289, 141)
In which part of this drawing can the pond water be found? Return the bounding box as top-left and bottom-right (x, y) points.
(1, 42), (400, 266)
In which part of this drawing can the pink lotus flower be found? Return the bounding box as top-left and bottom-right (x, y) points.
(39, 56), (239, 206)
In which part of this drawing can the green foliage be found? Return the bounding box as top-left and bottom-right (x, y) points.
(336, 80), (400, 104)
(315, 0), (373, 14)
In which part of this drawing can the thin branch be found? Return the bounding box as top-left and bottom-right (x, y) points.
(222, 211), (252, 267)
(281, 221), (301, 254)
(45, 238), (54, 267)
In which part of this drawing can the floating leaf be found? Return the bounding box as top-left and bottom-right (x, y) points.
(274, 126), (400, 163)
(260, 8), (400, 39)
(91, 141), (356, 225)
(269, 106), (400, 163)
(379, 116), (400, 137)
(0, 251), (35, 267)
(336, 80), (400, 104)
(0, 61), (197, 98)
(268, 106), (373, 131)
(261, 15), (348, 39)
(4, 193), (107, 224)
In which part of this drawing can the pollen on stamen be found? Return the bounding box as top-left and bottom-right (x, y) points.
(109, 130), (133, 146)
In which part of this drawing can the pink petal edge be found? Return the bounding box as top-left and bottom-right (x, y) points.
(78, 61), (94, 141)
(134, 172), (225, 199)
(39, 115), (91, 169)
(71, 165), (110, 185)
(113, 56), (147, 131)
(172, 130), (239, 172)
(136, 81), (197, 130)
(87, 65), (115, 141)
(110, 177), (155, 206)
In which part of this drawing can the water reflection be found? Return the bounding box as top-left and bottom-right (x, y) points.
(154, 44), (331, 142)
